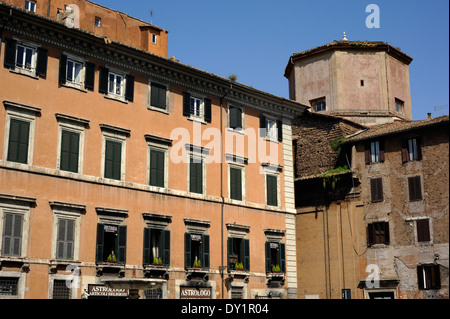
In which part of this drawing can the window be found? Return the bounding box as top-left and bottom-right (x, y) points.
(311, 99), (326, 112)
(55, 218), (75, 260)
(408, 176), (422, 202)
(360, 80), (365, 87)
(1, 213), (23, 257)
(152, 34), (157, 44)
(182, 92), (212, 123)
(52, 280), (71, 299)
(66, 59), (82, 84)
(149, 149), (165, 188)
(189, 157), (203, 194)
(0, 278), (19, 296)
(416, 219), (431, 243)
(229, 167), (243, 201)
(402, 137), (422, 163)
(265, 242), (286, 273)
(144, 289), (163, 299)
(99, 67), (135, 102)
(7, 118), (30, 164)
(3, 38), (48, 77)
(143, 228), (170, 266)
(150, 82), (168, 110)
(59, 54), (95, 91)
(365, 140), (385, 164)
(229, 105), (243, 130)
(395, 98), (404, 114)
(96, 224), (127, 264)
(417, 264), (441, 290)
(184, 233), (210, 269)
(94, 17), (101, 27)
(228, 237), (250, 271)
(259, 115), (282, 142)
(25, 1), (36, 12)
(60, 130), (80, 173)
(104, 140), (122, 181)
(266, 175), (278, 207)
(367, 222), (390, 246)
(370, 178), (384, 203)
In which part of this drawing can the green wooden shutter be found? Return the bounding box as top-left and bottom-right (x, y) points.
(277, 120), (283, 142)
(190, 157), (203, 194)
(260, 115), (266, 137)
(243, 239), (250, 271)
(105, 140), (122, 180)
(162, 230), (171, 266)
(150, 149), (165, 187)
(98, 66), (109, 94)
(184, 233), (191, 268)
(182, 92), (191, 117)
(2, 213), (22, 256)
(230, 167), (242, 201)
(59, 54), (68, 85)
(117, 225), (127, 264)
(95, 224), (105, 263)
(265, 242), (271, 273)
(279, 243), (286, 273)
(266, 175), (278, 206)
(229, 106), (243, 130)
(57, 219), (74, 260)
(227, 237), (233, 270)
(143, 228), (151, 265)
(60, 130), (80, 173)
(204, 98), (212, 123)
(7, 119), (30, 164)
(202, 234), (210, 269)
(151, 83), (167, 109)
(36, 47), (48, 77)
(4, 38), (17, 69)
(125, 74), (135, 102)
(84, 62), (95, 91)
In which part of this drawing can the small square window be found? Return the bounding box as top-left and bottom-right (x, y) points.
(361, 80), (365, 87)
(395, 98), (404, 113)
(311, 99), (326, 112)
(95, 17), (102, 27)
(367, 222), (390, 246)
(152, 34), (157, 44)
(108, 72), (124, 97)
(25, 1), (36, 12)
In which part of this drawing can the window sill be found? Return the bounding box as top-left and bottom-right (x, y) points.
(368, 244), (389, 249)
(103, 94), (129, 104)
(9, 68), (39, 80)
(148, 105), (169, 114)
(226, 127), (245, 135)
(263, 137), (280, 144)
(187, 117), (207, 125)
(61, 82), (88, 93)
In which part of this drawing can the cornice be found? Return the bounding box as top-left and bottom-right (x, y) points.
(0, 3), (306, 118)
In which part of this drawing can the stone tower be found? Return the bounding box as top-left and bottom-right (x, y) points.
(284, 37), (414, 126)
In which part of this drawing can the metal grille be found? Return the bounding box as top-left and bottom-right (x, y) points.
(0, 278), (19, 296)
(144, 288), (163, 299)
(231, 287), (243, 299)
(53, 280), (71, 299)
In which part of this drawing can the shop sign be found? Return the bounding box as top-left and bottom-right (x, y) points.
(180, 286), (211, 299)
(104, 225), (118, 233)
(88, 284), (128, 298)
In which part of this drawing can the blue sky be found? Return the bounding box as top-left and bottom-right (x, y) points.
(94, 0), (449, 120)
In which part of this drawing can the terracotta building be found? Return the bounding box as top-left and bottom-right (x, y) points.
(343, 115), (449, 299)
(0, 1), (306, 299)
(285, 37), (413, 126)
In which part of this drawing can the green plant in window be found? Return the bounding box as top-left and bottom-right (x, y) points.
(272, 265), (281, 272)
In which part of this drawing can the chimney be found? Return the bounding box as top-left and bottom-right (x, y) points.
(427, 113), (432, 119)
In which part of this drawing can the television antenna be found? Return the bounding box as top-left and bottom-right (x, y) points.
(150, 10), (153, 24)
(434, 105), (449, 117)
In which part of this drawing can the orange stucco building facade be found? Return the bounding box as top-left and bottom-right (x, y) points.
(0, 1), (305, 299)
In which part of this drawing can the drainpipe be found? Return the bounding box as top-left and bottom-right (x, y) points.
(219, 83), (233, 299)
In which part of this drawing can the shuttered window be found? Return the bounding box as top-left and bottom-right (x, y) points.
(417, 219), (431, 243)
(367, 222), (390, 246)
(227, 237), (250, 271)
(184, 233), (210, 269)
(402, 137), (422, 163)
(7, 119), (30, 164)
(1, 213), (23, 257)
(60, 130), (80, 173)
(104, 140), (122, 180)
(230, 167), (242, 201)
(149, 149), (165, 188)
(265, 242), (286, 273)
(150, 82), (167, 110)
(229, 106), (242, 130)
(417, 264), (441, 290)
(189, 157), (203, 194)
(266, 175), (278, 207)
(95, 224), (127, 264)
(408, 176), (422, 202)
(370, 178), (384, 203)
(365, 140), (385, 164)
(56, 218), (75, 260)
(143, 228), (170, 266)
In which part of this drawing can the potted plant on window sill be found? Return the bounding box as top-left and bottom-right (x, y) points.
(105, 253), (117, 264)
(272, 265), (281, 273)
(151, 257), (164, 267)
(234, 262), (245, 271)
(192, 259), (202, 269)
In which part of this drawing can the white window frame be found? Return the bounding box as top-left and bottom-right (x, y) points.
(94, 16), (102, 27)
(186, 145), (209, 196)
(407, 138), (419, 162)
(25, 0), (36, 13)
(0, 203), (31, 259)
(56, 121), (85, 175)
(108, 71), (124, 97)
(12, 38), (39, 77)
(50, 207), (83, 262)
(370, 141), (381, 163)
(263, 165), (281, 208)
(312, 99), (326, 112)
(227, 163), (246, 202)
(0, 271), (26, 299)
(147, 143), (169, 189)
(152, 34), (157, 44)
(3, 107), (37, 167)
(101, 132), (127, 182)
(63, 53), (86, 90)
(190, 96), (204, 120)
